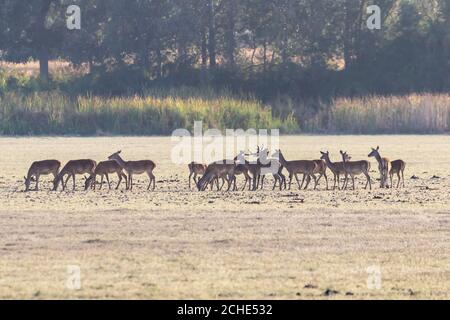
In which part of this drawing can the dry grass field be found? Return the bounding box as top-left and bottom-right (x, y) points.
(0, 135), (449, 299)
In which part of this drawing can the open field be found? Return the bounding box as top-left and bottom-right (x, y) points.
(0, 135), (449, 299)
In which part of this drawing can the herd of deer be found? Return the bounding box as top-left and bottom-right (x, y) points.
(23, 146), (406, 193)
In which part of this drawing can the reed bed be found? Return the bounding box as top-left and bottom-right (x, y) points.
(0, 90), (297, 135)
(305, 94), (450, 134)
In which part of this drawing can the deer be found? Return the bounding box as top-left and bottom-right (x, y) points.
(108, 151), (156, 191)
(368, 146), (390, 188)
(389, 159), (406, 188)
(188, 162), (207, 189)
(53, 159), (97, 191)
(197, 160), (236, 192)
(340, 151), (372, 190)
(320, 151), (346, 190)
(253, 147), (286, 191)
(275, 150), (317, 190)
(232, 151), (252, 191)
(24, 160), (61, 192)
(84, 160), (128, 191)
(313, 159), (328, 190)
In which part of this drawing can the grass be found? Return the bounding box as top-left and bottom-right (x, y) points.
(304, 94), (450, 134)
(0, 89), (298, 135)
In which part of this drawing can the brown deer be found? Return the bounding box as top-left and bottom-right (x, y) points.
(312, 160), (328, 190)
(368, 146), (390, 188)
(389, 160), (406, 188)
(108, 151), (156, 191)
(53, 159), (97, 191)
(275, 150), (317, 190)
(254, 147), (285, 191)
(197, 160), (236, 191)
(188, 162), (207, 189)
(24, 160), (61, 192)
(340, 151), (372, 190)
(232, 151), (252, 191)
(320, 151), (346, 190)
(84, 160), (128, 191)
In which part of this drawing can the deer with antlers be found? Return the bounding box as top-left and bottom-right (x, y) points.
(24, 160), (61, 192)
(108, 151), (156, 191)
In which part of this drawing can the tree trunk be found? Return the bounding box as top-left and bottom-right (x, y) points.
(37, 0), (54, 82)
(225, 0), (236, 67)
(201, 28), (208, 66)
(207, 0), (216, 68)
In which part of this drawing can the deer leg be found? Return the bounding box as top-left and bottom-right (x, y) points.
(312, 174), (318, 190)
(188, 172), (193, 189)
(72, 174), (76, 191)
(397, 172), (401, 188)
(116, 173), (122, 189)
(99, 175), (104, 190)
(298, 174), (305, 189)
(324, 172), (329, 190)
(147, 172), (155, 191)
(296, 174), (304, 190)
(63, 174), (70, 191)
(35, 174), (40, 191)
(129, 174), (133, 190)
(288, 173), (293, 190)
(402, 170), (405, 188)
(106, 174), (111, 190)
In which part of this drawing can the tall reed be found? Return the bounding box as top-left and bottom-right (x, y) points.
(0, 90), (297, 135)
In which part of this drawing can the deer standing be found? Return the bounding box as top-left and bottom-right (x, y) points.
(54, 159), (97, 191)
(320, 151), (346, 190)
(368, 146), (390, 188)
(24, 160), (61, 192)
(108, 151), (156, 191)
(340, 151), (372, 190)
(84, 160), (128, 191)
(389, 160), (406, 188)
(275, 150), (317, 190)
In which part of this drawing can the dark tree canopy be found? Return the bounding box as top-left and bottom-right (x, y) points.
(1, 0), (450, 98)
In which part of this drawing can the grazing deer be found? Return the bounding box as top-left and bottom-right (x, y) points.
(108, 151), (156, 191)
(320, 151), (346, 190)
(197, 161), (236, 191)
(389, 160), (406, 188)
(54, 159), (97, 191)
(340, 151), (372, 190)
(368, 146), (390, 188)
(188, 162), (207, 189)
(24, 160), (61, 192)
(275, 150), (317, 190)
(84, 160), (128, 191)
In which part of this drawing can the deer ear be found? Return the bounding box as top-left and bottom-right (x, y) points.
(24, 176), (27, 181)
(376, 146), (379, 150)
(118, 150), (122, 154)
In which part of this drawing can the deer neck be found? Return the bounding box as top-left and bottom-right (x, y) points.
(324, 156), (338, 170)
(113, 155), (127, 168)
(374, 153), (383, 165)
(278, 153), (288, 167)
